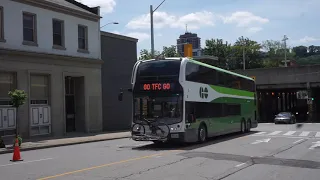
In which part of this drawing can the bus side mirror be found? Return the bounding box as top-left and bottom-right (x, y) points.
(188, 114), (195, 123)
(118, 91), (123, 101)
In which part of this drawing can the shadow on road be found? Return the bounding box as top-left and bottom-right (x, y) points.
(129, 131), (258, 152)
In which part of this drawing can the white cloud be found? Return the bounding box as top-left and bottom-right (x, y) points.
(126, 11), (215, 30)
(299, 36), (320, 43)
(173, 11), (215, 29)
(247, 27), (263, 33)
(125, 32), (150, 42)
(222, 11), (269, 27)
(76, 0), (116, 14)
(111, 30), (120, 34)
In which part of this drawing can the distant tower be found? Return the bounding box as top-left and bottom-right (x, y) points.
(176, 30), (201, 57)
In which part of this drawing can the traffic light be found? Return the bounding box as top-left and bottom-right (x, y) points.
(312, 98), (314, 101)
(184, 44), (193, 57)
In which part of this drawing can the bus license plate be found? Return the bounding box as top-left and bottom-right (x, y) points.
(171, 133), (179, 138)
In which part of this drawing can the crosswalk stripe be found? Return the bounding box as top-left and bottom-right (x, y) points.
(315, 132), (320, 137)
(254, 132), (266, 135)
(299, 131), (310, 137)
(283, 131), (296, 136)
(268, 131), (282, 135)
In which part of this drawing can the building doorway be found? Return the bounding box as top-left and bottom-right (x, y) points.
(65, 76), (85, 133)
(65, 76), (76, 132)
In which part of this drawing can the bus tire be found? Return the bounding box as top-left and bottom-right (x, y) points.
(198, 124), (207, 143)
(241, 120), (246, 133)
(246, 119), (251, 132)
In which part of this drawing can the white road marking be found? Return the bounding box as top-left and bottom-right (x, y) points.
(309, 141), (320, 150)
(299, 131), (310, 137)
(283, 131), (296, 136)
(250, 134), (317, 139)
(254, 132), (266, 135)
(268, 131), (282, 135)
(293, 139), (305, 144)
(315, 132), (320, 138)
(251, 138), (271, 144)
(235, 163), (246, 167)
(0, 158), (53, 167)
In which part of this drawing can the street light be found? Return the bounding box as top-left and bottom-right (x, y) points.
(150, 0), (166, 58)
(282, 35), (289, 67)
(100, 22), (119, 29)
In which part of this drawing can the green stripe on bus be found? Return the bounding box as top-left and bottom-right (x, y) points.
(210, 85), (254, 97)
(189, 59), (253, 80)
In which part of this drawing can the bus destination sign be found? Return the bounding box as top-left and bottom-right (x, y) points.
(141, 83), (174, 91)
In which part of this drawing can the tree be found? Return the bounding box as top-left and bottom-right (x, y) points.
(203, 38), (233, 69)
(233, 36), (263, 69)
(262, 40), (295, 67)
(138, 49), (160, 60)
(162, 45), (180, 57)
(292, 46), (308, 58)
(307, 45), (320, 56)
(8, 89), (27, 145)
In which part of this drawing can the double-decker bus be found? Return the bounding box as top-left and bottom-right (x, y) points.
(118, 57), (258, 143)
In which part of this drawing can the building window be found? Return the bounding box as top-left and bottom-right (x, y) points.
(0, 6), (4, 41)
(30, 75), (49, 105)
(0, 72), (16, 106)
(52, 19), (65, 48)
(23, 12), (37, 45)
(78, 25), (88, 52)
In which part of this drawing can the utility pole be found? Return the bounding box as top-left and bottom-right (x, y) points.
(150, 0), (166, 59)
(282, 35), (289, 67)
(150, 5), (154, 58)
(243, 42), (246, 70)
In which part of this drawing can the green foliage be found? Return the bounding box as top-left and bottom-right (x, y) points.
(162, 45), (180, 57)
(13, 136), (22, 146)
(8, 89), (27, 108)
(139, 36), (320, 68)
(203, 38), (232, 69)
(295, 55), (320, 65)
(138, 46), (179, 60)
(138, 49), (161, 60)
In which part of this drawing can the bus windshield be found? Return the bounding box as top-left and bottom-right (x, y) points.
(133, 95), (182, 124)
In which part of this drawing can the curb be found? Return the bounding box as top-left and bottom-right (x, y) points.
(0, 135), (130, 155)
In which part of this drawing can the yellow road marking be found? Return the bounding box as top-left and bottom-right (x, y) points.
(37, 150), (183, 180)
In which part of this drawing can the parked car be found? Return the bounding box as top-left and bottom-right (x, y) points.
(274, 112), (297, 124)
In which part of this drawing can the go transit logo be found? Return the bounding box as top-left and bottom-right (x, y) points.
(199, 87), (208, 99)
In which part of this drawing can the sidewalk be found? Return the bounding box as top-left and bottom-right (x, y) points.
(0, 131), (130, 154)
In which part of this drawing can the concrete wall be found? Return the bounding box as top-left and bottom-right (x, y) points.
(1, 0), (101, 59)
(233, 64), (320, 88)
(0, 48), (103, 138)
(100, 31), (138, 131)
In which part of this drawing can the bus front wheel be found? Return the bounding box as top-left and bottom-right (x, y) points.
(198, 124), (207, 143)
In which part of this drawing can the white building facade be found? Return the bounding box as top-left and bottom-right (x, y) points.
(0, 0), (103, 138)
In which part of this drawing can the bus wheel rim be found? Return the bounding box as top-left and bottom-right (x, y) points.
(200, 128), (205, 141)
(242, 122), (245, 132)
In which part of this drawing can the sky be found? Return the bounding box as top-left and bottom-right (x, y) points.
(78, 0), (320, 55)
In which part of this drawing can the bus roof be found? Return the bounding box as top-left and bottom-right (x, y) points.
(138, 57), (254, 81)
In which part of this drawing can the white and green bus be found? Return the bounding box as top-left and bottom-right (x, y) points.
(118, 57), (258, 143)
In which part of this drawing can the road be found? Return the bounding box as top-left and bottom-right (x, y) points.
(0, 123), (320, 180)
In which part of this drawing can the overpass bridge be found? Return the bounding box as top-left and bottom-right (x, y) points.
(233, 65), (320, 123)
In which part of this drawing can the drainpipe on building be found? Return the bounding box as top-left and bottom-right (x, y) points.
(97, 6), (101, 60)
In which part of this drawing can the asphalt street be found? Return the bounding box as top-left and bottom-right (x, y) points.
(0, 123), (320, 180)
